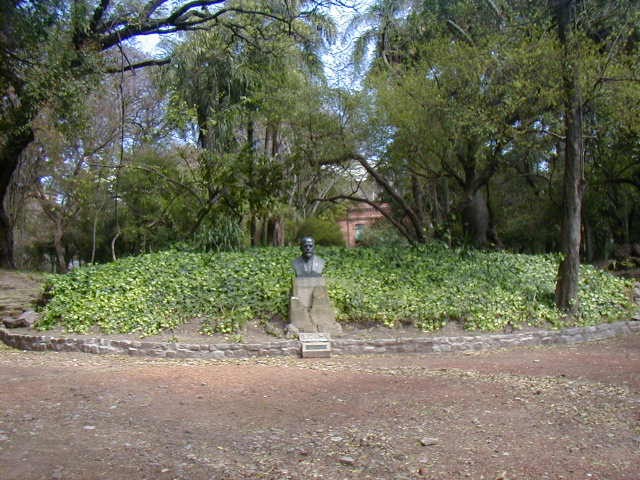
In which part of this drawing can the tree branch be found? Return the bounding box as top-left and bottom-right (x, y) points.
(320, 194), (417, 246)
(604, 177), (640, 190)
(440, 154), (465, 188)
(98, 1), (227, 49)
(104, 57), (171, 73)
(90, 0), (111, 33)
(142, 0), (167, 19)
(97, 2), (291, 50)
(354, 154), (427, 242)
(446, 19), (474, 46)
(599, 77), (640, 83)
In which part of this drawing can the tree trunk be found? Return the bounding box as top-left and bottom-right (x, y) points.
(53, 219), (67, 274)
(433, 178), (452, 245)
(583, 215), (593, 263)
(486, 183), (502, 248)
(272, 217), (284, 246)
(553, 0), (585, 313)
(462, 187), (491, 248)
(622, 194), (630, 244)
(262, 217), (269, 245)
(110, 228), (120, 262)
(411, 173), (426, 234)
(454, 137), (497, 249)
(355, 155), (426, 244)
(250, 215), (260, 247)
(554, 92), (584, 311)
(247, 119), (254, 152)
(0, 209), (15, 269)
(91, 212), (98, 263)
(0, 107), (35, 268)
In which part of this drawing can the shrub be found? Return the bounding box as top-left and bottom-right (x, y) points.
(295, 217), (345, 246)
(39, 245), (635, 336)
(191, 214), (247, 252)
(358, 220), (410, 248)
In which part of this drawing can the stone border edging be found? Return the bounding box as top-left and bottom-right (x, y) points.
(1, 320), (639, 359)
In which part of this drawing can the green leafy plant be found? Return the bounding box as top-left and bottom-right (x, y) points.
(38, 245), (634, 336)
(295, 217), (345, 246)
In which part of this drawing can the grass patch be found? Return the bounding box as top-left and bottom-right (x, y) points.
(38, 245), (635, 336)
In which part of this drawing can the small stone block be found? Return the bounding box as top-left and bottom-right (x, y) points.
(299, 332), (331, 358)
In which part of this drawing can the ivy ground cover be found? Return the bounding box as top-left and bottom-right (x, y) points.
(39, 245), (634, 336)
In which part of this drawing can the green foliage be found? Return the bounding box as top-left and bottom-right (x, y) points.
(39, 246), (634, 336)
(331, 245), (634, 330)
(358, 220), (410, 248)
(39, 249), (295, 336)
(295, 217), (346, 246)
(192, 214), (247, 252)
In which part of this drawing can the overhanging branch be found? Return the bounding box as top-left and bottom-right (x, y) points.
(319, 193), (417, 246)
(104, 57), (171, 73)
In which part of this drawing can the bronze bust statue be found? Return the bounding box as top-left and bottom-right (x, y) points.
(292, 237), (325, 277)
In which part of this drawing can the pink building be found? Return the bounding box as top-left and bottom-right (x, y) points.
(337, 204), (389, 247)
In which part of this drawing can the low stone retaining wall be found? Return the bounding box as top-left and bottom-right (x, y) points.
(1, 320), (639, 359)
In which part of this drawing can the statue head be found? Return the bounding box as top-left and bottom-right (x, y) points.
(299, 236), (315, 260)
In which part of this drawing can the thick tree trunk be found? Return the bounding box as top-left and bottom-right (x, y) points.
(462, 188), (491, 248)
(555, 91), (584, 311)
(553, 0), (585, 313)
(0, 121), (34, 268)
(0, 209), (15, 269)
(454, 137), (498, 249)
(432, 178), (452, 244)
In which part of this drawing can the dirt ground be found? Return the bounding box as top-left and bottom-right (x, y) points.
(0, 335), (639, 480)
(1, 269), (640, 479)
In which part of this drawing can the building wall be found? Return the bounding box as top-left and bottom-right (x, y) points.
(337, 204), (389, 247)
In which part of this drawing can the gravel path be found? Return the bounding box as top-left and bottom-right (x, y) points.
(1, 334), (639, 480)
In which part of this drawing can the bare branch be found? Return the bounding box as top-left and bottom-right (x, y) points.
(98, 1), (228, 49)
(163, 0), (227, 24)
(104, 57), (171, 73)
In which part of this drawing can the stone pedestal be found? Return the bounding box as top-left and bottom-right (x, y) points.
(289, 277), (342, 335)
